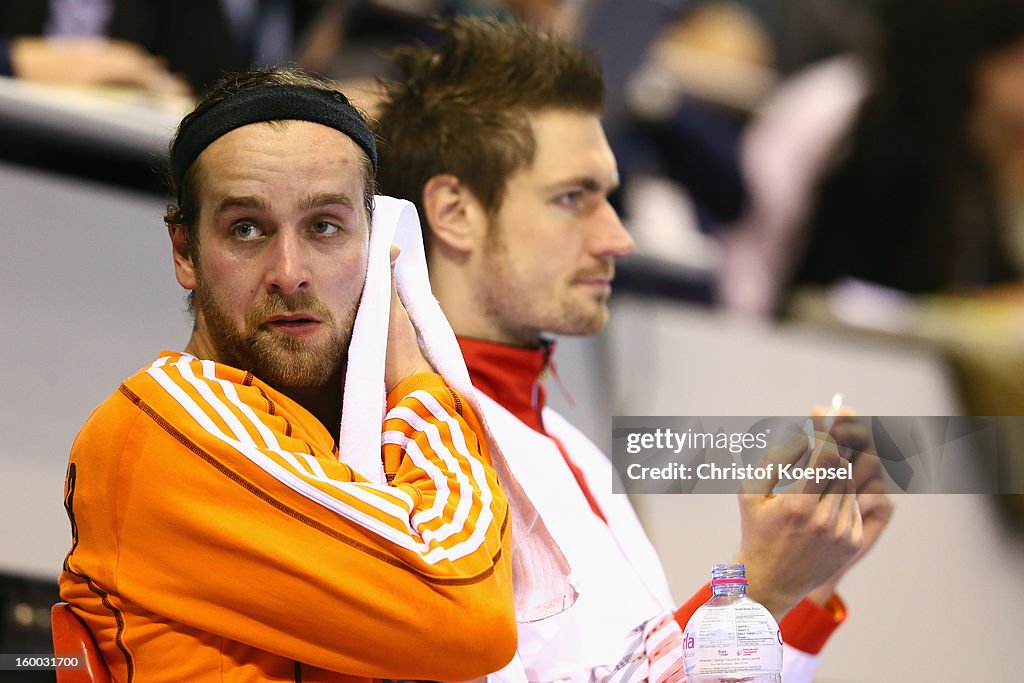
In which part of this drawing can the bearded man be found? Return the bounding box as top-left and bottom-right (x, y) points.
(377, 18), (892, 682)
(58, 67), (517, 682)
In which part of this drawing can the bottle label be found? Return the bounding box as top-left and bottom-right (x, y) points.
(683, 603), (783, 675)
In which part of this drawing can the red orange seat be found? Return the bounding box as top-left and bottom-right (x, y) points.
(51, 602), (112, 683)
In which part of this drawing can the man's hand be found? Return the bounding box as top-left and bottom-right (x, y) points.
(10, 37), (191, 97)
(385, 246), (434, 392)
(736, 431), (864, 620)
(804, 412), (894, 605)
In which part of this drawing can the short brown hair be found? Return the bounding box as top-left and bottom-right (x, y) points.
(375, 18), (604, 236)
(165, 67), (377, 253)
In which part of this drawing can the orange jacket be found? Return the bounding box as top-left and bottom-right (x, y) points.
(59, 351), (516, 682)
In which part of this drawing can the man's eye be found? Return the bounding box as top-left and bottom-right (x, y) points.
(311, 221), (341, 236)
(232, 223), (263, 240)
(556, 191), (585, 208)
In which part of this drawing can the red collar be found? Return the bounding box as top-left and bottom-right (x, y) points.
(459, 336), (608, 524)
(457, 337), (554, 434)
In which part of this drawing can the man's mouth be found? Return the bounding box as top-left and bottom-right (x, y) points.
(263, 313), (322, 335)
(574, 273), (614, 293)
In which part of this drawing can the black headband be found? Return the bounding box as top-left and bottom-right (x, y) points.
(170, 84), (377, 202)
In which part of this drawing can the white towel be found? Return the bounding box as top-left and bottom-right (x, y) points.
(340, 195), (578, 628)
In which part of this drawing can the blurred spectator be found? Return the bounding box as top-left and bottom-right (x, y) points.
(297, 0), (589, 114)
(613, 1), (774, 278)
(716, 55), (867, 313)
(719, 0), (1024, 314)
(300, 0), (588, 82)
(1, 35), (190, 96)
(0, 1), (326, 94)
(627, 1), (775, 222)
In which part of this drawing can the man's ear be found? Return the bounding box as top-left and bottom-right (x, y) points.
(421, 174), (488, 255)
(168, 223), (197, 291)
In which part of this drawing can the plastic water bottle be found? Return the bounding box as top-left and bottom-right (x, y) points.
(682, 564), (783, 683)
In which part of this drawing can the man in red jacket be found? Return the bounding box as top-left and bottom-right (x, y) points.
(376, 17), (893, 682)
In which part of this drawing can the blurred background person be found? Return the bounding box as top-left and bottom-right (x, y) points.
(295, 0), (586, 93)
(719, 0), (1024, 314)
(615, 0), (774, 295)
(0, 0), (330, 95)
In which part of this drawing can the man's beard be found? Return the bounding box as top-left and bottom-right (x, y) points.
(478, 220), (609, 342)
(193, 272), (356, 390)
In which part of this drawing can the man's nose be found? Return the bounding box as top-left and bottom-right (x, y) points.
(590, 201), (635, 258)
(264, 230), (312, 295)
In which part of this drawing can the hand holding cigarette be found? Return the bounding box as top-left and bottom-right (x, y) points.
(803, 395), (895, 606)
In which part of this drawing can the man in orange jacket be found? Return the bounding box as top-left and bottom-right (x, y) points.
(376, 18), (893, 682)
(59, 67), (517, 682)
